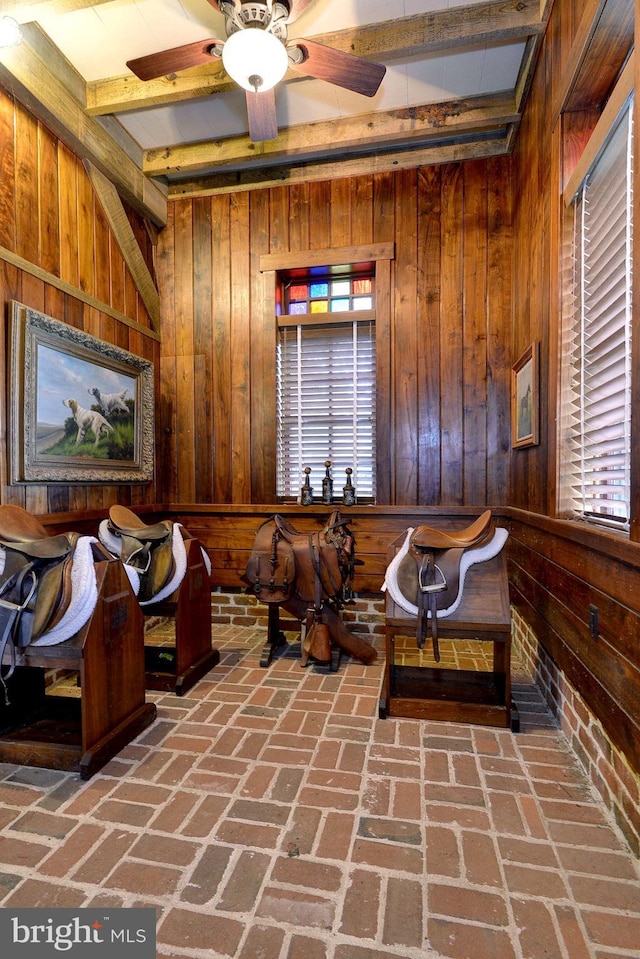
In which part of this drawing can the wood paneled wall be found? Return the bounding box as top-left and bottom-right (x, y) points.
(507, 0), (640, 778)
(0, 87), (161, 514)
(157, 159), (513, 507)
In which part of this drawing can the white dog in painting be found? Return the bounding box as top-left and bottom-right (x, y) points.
(63, 398), (114, 446)
(87, 386), (129, 416)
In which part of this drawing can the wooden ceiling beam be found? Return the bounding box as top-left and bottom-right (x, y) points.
(143, 92), (518, 177)
(86, 0), (547, 116)
(168, 135), (512, 199)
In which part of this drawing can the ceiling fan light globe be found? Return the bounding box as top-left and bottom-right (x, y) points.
(0, 16), (22, 48)
(222, 28), (288, 93)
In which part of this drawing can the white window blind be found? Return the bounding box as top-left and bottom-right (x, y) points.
(277, 320), (376, 500)
(560, 97), (633, 527)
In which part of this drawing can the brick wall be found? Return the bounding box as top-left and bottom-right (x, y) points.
(512, 608), (640, 856)
(210, 587), (387, 646)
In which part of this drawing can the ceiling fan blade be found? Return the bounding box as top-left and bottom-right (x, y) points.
(289, 38), (386, 97)
(246, 88), (279, 142)
(127, 40), (222, 82)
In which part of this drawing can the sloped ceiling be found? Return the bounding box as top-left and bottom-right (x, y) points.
(0, 0), (553, 222)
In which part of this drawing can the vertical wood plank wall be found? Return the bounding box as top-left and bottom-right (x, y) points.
(157, 158), (513, 507)
(506, 0), (640, 788)
(0, 88), (161, 514)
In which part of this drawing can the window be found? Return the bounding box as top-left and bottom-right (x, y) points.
(559, 95), (633, 528)
(276, 271), (376, 501)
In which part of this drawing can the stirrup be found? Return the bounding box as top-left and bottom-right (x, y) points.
(418, 560), (447, 594)
(0, 569), (38, 704)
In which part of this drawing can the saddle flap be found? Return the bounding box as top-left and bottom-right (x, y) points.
(0, 545), (76, 645)
(242, 516), (296, 603)
(396, 545), (463, 614)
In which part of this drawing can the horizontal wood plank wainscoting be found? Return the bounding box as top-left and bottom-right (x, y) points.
(162, 505), (510, 593)
(506, 509), (640, 852)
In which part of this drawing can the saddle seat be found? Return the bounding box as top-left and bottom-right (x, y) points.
(410, 509), (493, 550)
(108, 505), (175, 543)
(0, 505), (77, 561)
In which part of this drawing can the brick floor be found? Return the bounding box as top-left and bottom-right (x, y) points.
(0, 625), (638, 959)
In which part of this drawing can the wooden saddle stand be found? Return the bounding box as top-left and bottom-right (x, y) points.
(242, 511), (376, 671)
(382, 511), (519, 731)
(0, 505), (156, 779)
(101, 506), (220, 696)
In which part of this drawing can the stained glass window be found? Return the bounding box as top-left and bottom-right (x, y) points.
(331, 298), (350, 312)
(353, 296), (372, 310)
(285, 274), (375, 315)
(353, 278), (372, 295)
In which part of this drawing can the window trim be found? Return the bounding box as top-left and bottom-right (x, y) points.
(261, 242), (395, 504)
(563, 58), (633, 208)
(559, 84), (633, 529)
(276, 315), (377, 502)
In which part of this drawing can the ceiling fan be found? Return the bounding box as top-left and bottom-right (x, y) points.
(126, 0), (386, 143)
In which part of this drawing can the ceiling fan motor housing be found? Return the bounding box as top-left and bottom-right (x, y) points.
(222, 1), (290, 41)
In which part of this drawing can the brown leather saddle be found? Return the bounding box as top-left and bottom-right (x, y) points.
(242, 510), (359, 665)
(395, 510), (495, 662)
(105, 505), (178, 603)
(0, 505), (80, 694)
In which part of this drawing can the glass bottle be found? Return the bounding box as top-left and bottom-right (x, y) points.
(343, 467), (356, 506)
(322, 460), (333, 505)
(300, 466), (314, 505)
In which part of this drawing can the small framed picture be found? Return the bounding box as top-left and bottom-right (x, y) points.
(511, 341), (539, 448)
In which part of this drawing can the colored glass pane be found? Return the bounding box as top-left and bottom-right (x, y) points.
(288, 302), (306, 315)
(353, 296), (372, 310)
(330, 298), (350, 312)
(331, 280), (351, 296)
(289, 284), (308, 300)
(310, 282), (329, 298)
(310, 300), (328, 312)
(353, 278), (372, 295)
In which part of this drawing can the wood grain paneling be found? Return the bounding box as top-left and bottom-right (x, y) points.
(157, 160), (513, 507)
(0, 85), (160, 512)
(507, 0), (640, 777)
(507, 510), (640, 775)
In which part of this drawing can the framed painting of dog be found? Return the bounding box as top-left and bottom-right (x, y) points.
(8, 301), (154, 483)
